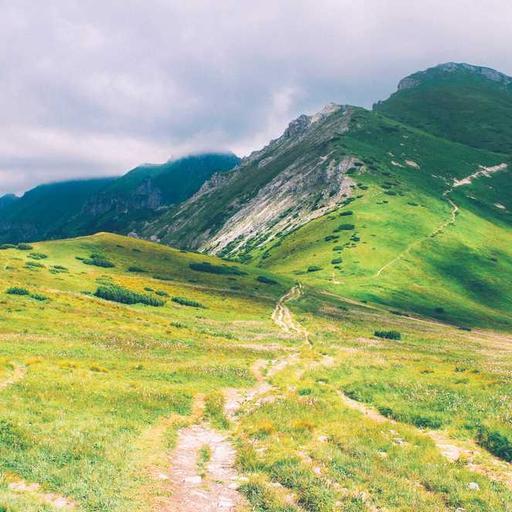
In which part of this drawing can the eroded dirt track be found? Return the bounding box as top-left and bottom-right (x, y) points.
(164, 425), (245, 512)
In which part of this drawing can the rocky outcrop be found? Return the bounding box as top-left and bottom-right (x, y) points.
(150, 104), (362, 255)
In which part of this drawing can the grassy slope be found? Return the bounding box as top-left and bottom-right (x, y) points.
(0, 233), (511, 511)
(0, 233), (290, 511)
(253, 110), (512, 329)
(237, 289), (512, 512)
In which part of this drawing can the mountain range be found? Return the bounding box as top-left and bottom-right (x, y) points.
(1, 62), (511, 327)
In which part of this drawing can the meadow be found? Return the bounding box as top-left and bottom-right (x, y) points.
(0, 233), (511, 511)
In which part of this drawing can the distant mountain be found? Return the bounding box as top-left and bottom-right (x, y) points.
(0, 152), (240, 243)
(0, 178), (115, 243)
(69, 152), (240, 236)
(374, 62), (512, 153)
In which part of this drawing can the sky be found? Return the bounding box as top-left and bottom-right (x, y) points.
(2, 0), (512, 195)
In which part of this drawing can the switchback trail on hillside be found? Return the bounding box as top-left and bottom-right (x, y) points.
(374, 184), (460, 278)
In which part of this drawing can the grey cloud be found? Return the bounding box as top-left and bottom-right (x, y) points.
(1, 0), (512, 194)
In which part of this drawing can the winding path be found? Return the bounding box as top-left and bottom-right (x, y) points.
(271, 284), (310, 344)
(339, 391), (512, 489)
(162, 288), (307, 512)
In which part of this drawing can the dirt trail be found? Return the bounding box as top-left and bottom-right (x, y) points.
(272, 285), (310, 344)
(339, 392), (512, 489)
(164, 425), (245, 512)
(163, 287), (309, 512)
(0, 363), (27, 391)
(7, 479), (76, 510)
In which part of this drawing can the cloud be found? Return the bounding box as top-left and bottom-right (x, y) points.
(1, 0), (512, 194)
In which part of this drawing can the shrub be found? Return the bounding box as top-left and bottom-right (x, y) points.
(331, 258), (343, 265)
(324, 235), (338, 242)
(50, 265), (68, 274)
(0, 244), (16, 250)
(127, 266), (145, 273)
(6, 287), (29, 296)
(477, 426), (512, 462)
(257, 275), (278, 285)
(83, 256), (115, 268)
(155, 290), (169, 297)
(30, 293), (48, 301)
(307, 265), (322, 272)
(25, 261), (44, 269)
(374, 330), (401, 340)
(189, 261), (245, 276)
(16, 243), (33, 251)
(339, 210), (354, 216)
(94, 285), (164, 306)
(28, 252), (47, 260)
(334, 223), (355, 232)
(333, 245), (344, 251)
(172, 296), (204, 308)
(410, 415), (442, 429)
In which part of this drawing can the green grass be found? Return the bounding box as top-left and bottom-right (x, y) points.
(0, 233), (511, 510)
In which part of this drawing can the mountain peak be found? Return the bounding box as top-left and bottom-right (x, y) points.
(397, 62), (512, 90)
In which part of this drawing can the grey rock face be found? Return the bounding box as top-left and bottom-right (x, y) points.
(150, 103), (361, 256)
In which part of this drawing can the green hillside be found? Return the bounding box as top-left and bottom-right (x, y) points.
(374, 62), (512, 153)
(1, 233), (512, 510)
(249, 109), (512, 329)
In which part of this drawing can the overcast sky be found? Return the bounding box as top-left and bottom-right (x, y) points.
(2, 0), (512, 194)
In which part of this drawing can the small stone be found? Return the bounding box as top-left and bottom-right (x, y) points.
(468, 482), (480, 491)
(157, 473), (169, 480)
(218, 498), (234, 508)
(184, 475), (202, 484)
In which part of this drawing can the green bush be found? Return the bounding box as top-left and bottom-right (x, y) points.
(0, 244), (16, 250)
(331, 258), (343, 265)
(339, 210), (354, 216)
(189, 262), (245, 276)
(155, 290), (169, 297)
(30, 293), (48, 301)
(16, 243), (33, 251)
(83, 256), (115, 268)
(25, 261), (44, 269)
(127, 266), (146, 272)
(374, 330), (401, 340)
(94, 285), (164, 306)
(334, 223), (355, 232)
(257, 275), (278, 285)
(28, 252), (47, 260)
(307, 265), (322, 272)
(6, 287), (29, 296)
(477, 426), (512, 462)
(172, 296), (204, 308)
